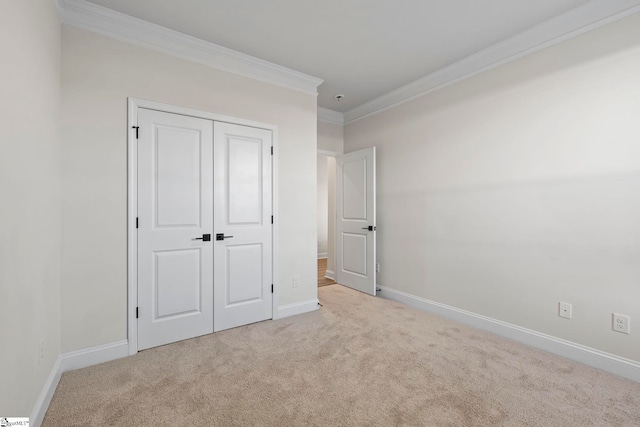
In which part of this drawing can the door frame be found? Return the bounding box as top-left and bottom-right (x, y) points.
(127, 97), (279, 355)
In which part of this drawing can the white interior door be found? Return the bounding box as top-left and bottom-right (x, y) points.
(137, 109), (214, 350)
(213, 122), (273, 332)
(336, 147), (376, 296)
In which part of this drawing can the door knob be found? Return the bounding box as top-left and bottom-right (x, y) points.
(216, 233), (234, 241)
(194, 234), (211, 241)
(361, 226), (376, 231)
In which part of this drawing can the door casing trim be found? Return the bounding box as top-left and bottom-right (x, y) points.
(127, 97), (279, 355)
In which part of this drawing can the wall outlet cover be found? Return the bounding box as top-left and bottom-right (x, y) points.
(558, 302), (572, 319)
(612, 313), (630, 334)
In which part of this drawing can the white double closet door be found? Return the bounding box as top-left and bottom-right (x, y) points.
(137, 108), (273, 350)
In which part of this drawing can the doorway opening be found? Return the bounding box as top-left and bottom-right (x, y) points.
(317, 152), (337, 288)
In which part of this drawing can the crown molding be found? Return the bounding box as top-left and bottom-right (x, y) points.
(318, 107), (345, 126)
(55, 0), (323, 95)
(344, 0), (640, 125)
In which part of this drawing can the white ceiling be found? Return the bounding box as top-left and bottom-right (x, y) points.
(85, 0), (605, 112)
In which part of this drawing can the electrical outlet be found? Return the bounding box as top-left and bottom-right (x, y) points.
(376, 262), (380, 273)
(292, 275), (300, 288)
(612, 313), (630, 334)
(39, 339), (45, 364)
(558, 302), (572, 319)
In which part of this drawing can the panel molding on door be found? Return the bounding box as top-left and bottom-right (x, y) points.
(137, 108), (214, 350)
(336, 147), (377, 296)
(214, 122), (273, 332)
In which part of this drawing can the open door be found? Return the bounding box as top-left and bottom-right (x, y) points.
(336, 147), (376, 296)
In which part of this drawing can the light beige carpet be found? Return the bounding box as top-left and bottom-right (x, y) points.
(44, 285), (640, 426)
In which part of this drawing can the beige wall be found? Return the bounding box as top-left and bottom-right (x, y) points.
(61, 26), (318, 352)
(345, 15), (640, 363)
(0, 0), (62, 415)
(318, 121), (344, 154)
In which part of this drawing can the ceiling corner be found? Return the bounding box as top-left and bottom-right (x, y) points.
(318, 108), (345, 126)
(56, 0), (323, 95)
(344, 0), (640, 125)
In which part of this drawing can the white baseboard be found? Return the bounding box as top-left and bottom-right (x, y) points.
(275, 298), (319, 319)
(30, 356), (62, 427)
(378, 286), (640, 383)
(60, 340), (129, 372)
(317, 253), (328, 259)
(325, 269), (335, 280)
(30, 340), (129, 426)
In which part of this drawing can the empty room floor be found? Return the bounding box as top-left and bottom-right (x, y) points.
(43, 285), (640, 426)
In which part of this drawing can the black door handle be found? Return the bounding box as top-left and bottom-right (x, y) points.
(194, 234), (211, 241)
(216, 233), (234, 241)
(361, 226), (376, 231)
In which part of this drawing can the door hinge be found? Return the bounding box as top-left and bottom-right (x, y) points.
(136, 307), (139, 319)
(136, 217), (139, 229)
(271, 284), (274, 293)
(270, 146), (273, 155)
(271, 215), (274, 224)
(132, 126), (139, 139)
